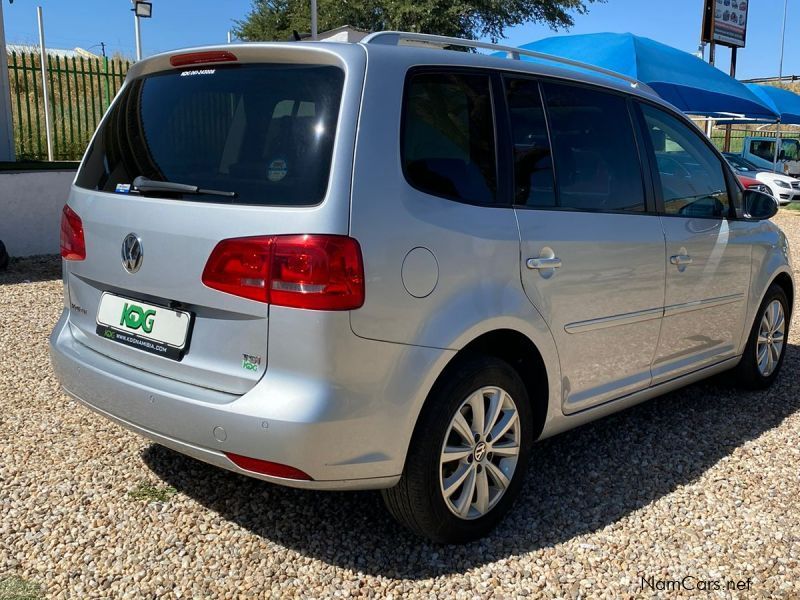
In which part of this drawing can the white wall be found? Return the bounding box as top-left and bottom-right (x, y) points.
(0, 169), (76, 256)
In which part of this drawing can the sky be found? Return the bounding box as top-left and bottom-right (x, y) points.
(1, 0), (795, 81)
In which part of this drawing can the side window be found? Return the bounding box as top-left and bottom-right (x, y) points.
(541, 82), (645, 212)
(751, 140), (775, 162)
(272, 100), (294, 118)
(640, 104), (730, 219)
(402, 72), (497, 204)
(271, 100), (315, 119)
(504, 77), (556, 207)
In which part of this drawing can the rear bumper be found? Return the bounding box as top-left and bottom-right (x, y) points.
(49, 310), (447, 490)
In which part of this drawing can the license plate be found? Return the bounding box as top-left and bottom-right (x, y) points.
(96, 293), (192, 360)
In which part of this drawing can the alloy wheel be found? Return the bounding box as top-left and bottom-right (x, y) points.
(756, 299), (786, 377)
(439, 386), (521, 520)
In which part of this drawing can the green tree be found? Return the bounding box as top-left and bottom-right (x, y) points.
(234, 0), (602, 43)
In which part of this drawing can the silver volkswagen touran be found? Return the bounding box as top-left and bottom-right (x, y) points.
(50, 32), (793, 543)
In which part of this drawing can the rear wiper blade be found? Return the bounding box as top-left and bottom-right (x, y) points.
(132, 176), (237, 198)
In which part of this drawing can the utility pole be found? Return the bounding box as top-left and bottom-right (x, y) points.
(699, 0), (718, 138)
(779, 0), (788, 87)
(133, 4), (142, 60)
(37, 6), (53, 161)
(773, 0), (789, 172)
(0, 0), (16, 161)
(311, 0), (318, 40)
(131, 2), (153, 61)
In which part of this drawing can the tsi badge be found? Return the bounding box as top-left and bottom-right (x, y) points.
(242, 354), (262, 372)
(120, 302), (156, 334)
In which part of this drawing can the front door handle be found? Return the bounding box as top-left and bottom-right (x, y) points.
(669, 254), (693, 266)
(527, 257), (562, 270)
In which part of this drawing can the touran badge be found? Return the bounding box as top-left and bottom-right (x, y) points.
(121, 233), (143, 274)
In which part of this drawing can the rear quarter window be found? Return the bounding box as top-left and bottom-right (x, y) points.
(401, 71), (498, 205)
(76, 64), (345, 206)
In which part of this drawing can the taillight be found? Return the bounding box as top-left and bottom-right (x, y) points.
(270, 235), (364, 310)
(202, 235), (365, 310)
(225, 452), (312, 480)
(201, 237), (272, 303)
(60, 205), (86, 261)
(169, 50), (237, 67)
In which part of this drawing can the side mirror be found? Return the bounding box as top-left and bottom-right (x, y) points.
(743, 189), (779, 220)
(779, 150), (786, 160)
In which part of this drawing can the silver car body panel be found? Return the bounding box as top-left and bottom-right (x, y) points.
(515, 210), (666, 414)
(51, 307), (454, 487)
(50, 39), (794, 489)
(652, 217), (752, 383)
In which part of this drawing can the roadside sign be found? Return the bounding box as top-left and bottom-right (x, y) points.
(702, 0), (749, 49)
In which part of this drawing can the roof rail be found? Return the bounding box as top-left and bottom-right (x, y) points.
(361, 31), (646, 90)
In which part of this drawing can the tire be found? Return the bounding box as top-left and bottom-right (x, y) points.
(735, 283), (790, 389)
(382, 356), (533, 544)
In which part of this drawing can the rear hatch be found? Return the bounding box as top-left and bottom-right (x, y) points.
(63, 45), (362, 395)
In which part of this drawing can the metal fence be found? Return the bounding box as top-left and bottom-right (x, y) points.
(710, 129), (752, 154)
(7, 52), (130, 161)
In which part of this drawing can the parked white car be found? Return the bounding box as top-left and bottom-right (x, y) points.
(724, 153), (800, 205)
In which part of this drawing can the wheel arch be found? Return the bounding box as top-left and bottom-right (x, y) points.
(772, 271), (794, 319)
(412, 329), (551, 449)
(453, 330), (549, 440)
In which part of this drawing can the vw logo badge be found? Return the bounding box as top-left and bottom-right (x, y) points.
(474, 441), (487, 462)
(121, 233), (143, 274)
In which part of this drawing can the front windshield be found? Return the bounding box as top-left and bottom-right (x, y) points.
(726, 154), (758, 171)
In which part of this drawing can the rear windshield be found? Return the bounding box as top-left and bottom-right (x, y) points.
(76, 63), (345, 206)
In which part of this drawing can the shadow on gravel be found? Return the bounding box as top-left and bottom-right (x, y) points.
(143, 342), (800, 579)
(0, 255), (61, 285)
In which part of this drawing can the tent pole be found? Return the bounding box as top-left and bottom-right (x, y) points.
(774, 121), (782, 174)
(723, 47), (737, 153)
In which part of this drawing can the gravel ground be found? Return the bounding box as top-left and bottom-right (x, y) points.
(2, 213), (800, 599)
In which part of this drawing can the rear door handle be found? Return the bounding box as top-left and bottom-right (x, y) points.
(670, 254), (693, 266)
(527, 257), (562, 270)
